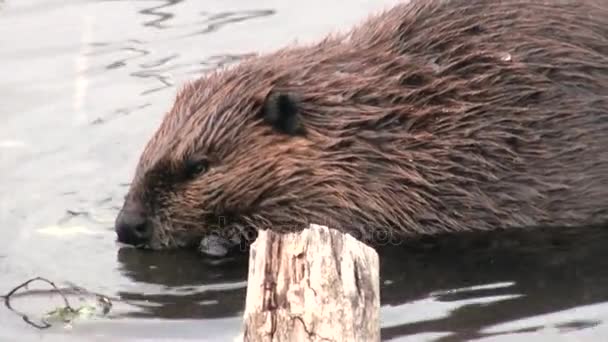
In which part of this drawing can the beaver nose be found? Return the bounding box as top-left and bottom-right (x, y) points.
(115, 203), (152, 246)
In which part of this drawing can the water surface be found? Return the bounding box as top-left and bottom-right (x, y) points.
(1, 0), (608, 341)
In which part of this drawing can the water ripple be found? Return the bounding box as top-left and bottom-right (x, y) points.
(138, 0), (184, 29)
(187, 9), (276, 36)
(86, 40), (152, 71)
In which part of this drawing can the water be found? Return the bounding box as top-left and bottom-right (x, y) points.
(1, 0), (607, 341)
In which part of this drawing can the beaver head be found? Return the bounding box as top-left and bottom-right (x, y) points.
(114, 40), (409, 252)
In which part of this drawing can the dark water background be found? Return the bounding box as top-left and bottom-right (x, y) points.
(1, 0), (608, 341)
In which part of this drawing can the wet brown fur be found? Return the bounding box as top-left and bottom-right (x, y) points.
(120, 0), (608, 250)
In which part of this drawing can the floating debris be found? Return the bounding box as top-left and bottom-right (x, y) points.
(2, 277), (113, 330)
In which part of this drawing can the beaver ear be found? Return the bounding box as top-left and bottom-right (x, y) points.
(260, 91), (305, 135)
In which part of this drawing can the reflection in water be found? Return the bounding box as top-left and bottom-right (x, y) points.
(114, 226), (608, 341)
(130, 68), (175, 95)
(191, 9), (276, 36)
(138, 0), (183, 29)
(194, 53), (258, 75)
(115, 247), (248, 320)
(126, 52), (257, 96)
(77, 5), (276, 120)
(91, 103), (152, 125)
(378, 226), (608, 341)
(86, 38), (256, 100)
(140, 54), (179, 69)
(86, 40), (151, 71)
(106, 47), (154, 70)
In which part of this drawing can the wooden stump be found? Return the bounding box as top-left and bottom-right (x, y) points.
(242, 224), (380, 342)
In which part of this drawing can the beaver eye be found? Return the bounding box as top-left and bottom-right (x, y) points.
(184, 158), (209, 179)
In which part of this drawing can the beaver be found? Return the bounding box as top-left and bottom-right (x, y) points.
(114, 0), (608, 255)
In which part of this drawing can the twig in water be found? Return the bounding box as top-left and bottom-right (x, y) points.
(2, 276), (112, 329)
(3, 276), (74, 329)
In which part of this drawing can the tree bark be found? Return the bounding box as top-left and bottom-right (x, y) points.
(242, 223), (380, 342)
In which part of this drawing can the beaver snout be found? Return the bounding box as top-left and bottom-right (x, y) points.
(115, 200), (152, 246)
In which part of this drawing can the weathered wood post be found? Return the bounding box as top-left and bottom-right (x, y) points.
(241, 223), (380, 342)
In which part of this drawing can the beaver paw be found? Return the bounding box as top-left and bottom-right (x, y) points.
(198, 234), (241, 258)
